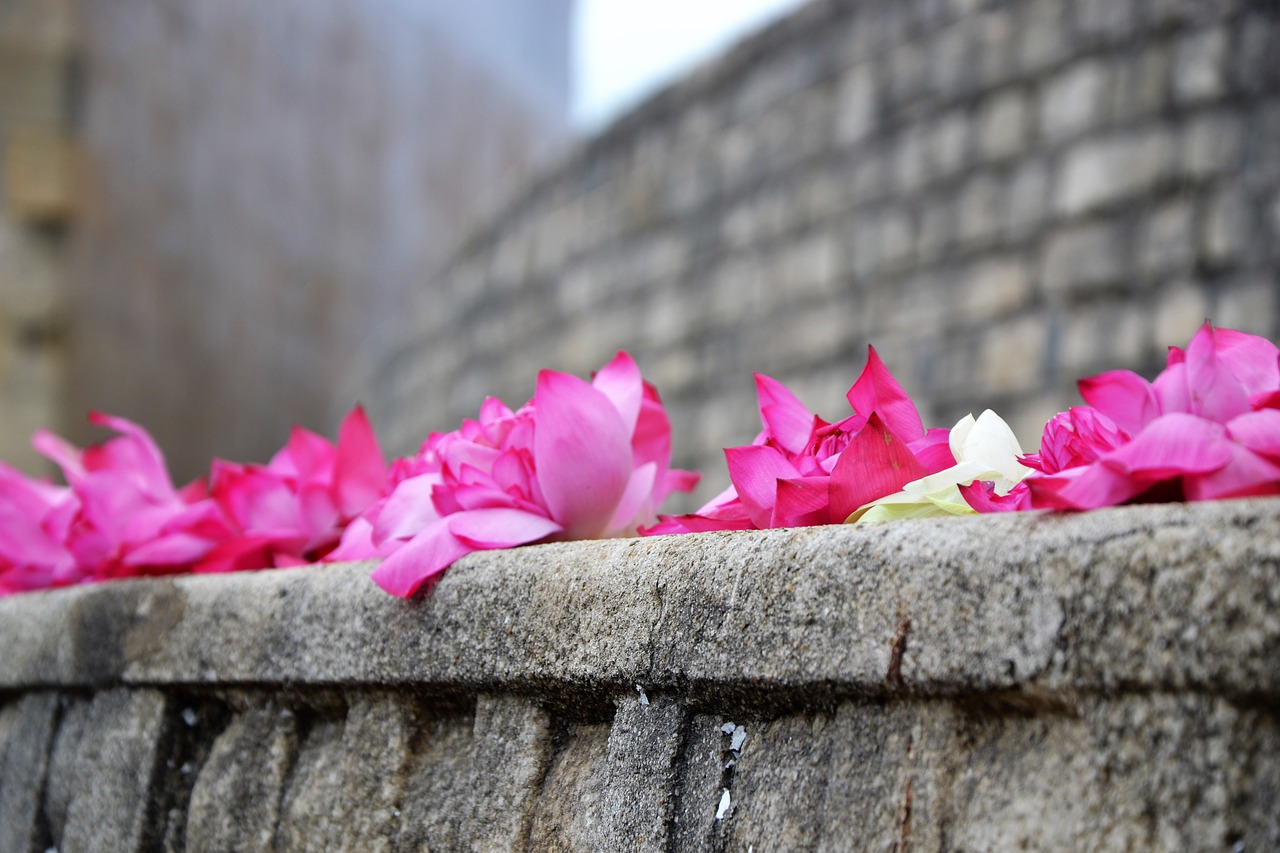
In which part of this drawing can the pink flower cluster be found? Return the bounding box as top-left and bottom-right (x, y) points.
(1, 325), (1277, 600)
(0, 408), (388, 596)
(0, 353), (697, 599)
(646, 347), (954, 532)
(1022, 324), (1280, 508)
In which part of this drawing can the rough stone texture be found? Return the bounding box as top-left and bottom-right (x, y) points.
(0, 692), (58, 851)
(357, 0), (1280, 514)
(0, 500), (1277, 850)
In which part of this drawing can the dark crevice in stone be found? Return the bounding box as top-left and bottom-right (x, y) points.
(26, 693), (66, 853)
(143, 694), (234, 853)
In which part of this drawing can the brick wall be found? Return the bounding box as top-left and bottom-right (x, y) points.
(366, 0), (1280, 509)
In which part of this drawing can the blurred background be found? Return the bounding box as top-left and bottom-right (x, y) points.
(1, 0), (1277, 511)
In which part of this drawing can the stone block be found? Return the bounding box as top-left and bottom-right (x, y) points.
(591, 695), (689, 850)
(0, 692), (58, 852)
(45, 688), (169, 852)
(976, 87), (1030, 161)
(1059, 300), (1149, 376)
(1153, 283), (1211, 346)
(834, 63), (878, 146)
(1041, 219), (1126, 297)
(1138, 199), (1196, 277)
(1214, 277), (1276, 337)
(1017, 0), (1071, 73)
(1056, 131), (1175, 216)
(958, 257), (1032, 320)
(527, 723), (612, 848)
(926, 108), (970, 179)
(1109, 44), (1172, 121)
(1173, 27), (1230, 106)
(185, 701), (301, 852)
(1201, 185), (1253, 266)
(1040, 59), (1109, 144)
(1073, 0), (1139, 43)
(976, 313), (1048, 393)
(956, 172), (1005, 246)
(1178, 109), (1246, 180)
(3, 126), (75, 224)
(1003, 158), (1050, 239)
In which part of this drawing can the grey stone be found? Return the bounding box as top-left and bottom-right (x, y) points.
(1041, 220), (1126, 296)
(44, 688), (168, 852)
(592, 695), (688, 850)
(976, 87), (1030, 161)
(1202, 186), (1253, 266)
(1173, 27), (1230, 106)
(1040, 59), (1109, 143)
(185, 701), (301, 852)
(1056, 131), (1175, 215)
(1179, 110), (1246, 180)
(0, 692), (58, 853)
(956, 172), (1005, 246)
(1138, 199), (1196, 276)
(466, 695), (553, 852)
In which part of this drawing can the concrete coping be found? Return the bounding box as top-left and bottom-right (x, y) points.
(1, 499), (1277, 708)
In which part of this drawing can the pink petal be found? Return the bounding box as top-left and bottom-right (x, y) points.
(1184, 444), (1280, 500)
(606, 462), (658, 534)
(907, 428), (956, 475)
(533, 369), (632, 538)
(1206, 325), (1280, 399)
(447, 507), (563, 548)
(1079, 370), (1160, 434)
(326, 516), (398, 562)
(370, 517), (473, 597)
(845, 346), (924, 442)
(372, 473), (442, 544)
(1152, 363), (1191, 415)
(960, 480), (1033, 513)
(32, 429), (86, 481)
(1104, 413), (1231, 477)
(270, 426), (336, 480)
(334, 405), (387, 519)
(1227, 409), (1280, 461)
(771, 476), (830, 527)
(86, 412), (172, 493)
(1027, 465), (1151, 510)
(724, 445), (803, 528)
(828, 414), (928, 522)
(754, 374), (816, 455)
(591, 351), (644, 435)
(1183, 323), (1251, 422)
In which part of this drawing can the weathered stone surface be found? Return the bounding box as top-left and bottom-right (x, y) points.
(185, 701), (301, 852)
(0, 692), (58, 852)
(43, 688), (168, 852)
(1, 500), (1278, 707)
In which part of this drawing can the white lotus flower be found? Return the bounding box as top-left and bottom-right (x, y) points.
(851, 410), (1031, 523)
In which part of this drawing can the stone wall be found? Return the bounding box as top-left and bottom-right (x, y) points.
(1, 498), (1277, 850)
(366, 0), (1280, 510)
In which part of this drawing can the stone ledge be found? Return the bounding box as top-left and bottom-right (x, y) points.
(2, 499), (1277, 705)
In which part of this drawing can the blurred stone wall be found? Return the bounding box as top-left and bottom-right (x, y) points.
(368, 0), (1280, 508)
(0, 0), (74, 473)
(58, 0), (572, 482)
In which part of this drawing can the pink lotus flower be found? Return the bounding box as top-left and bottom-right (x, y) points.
(196, 406), (387, 573)
(0, 462), (78, 594)
(28, 412), (230, 582)
(1025, 324), (1280, 509)
(646, 347), (954, 533)
(341, 352), (698, 597)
